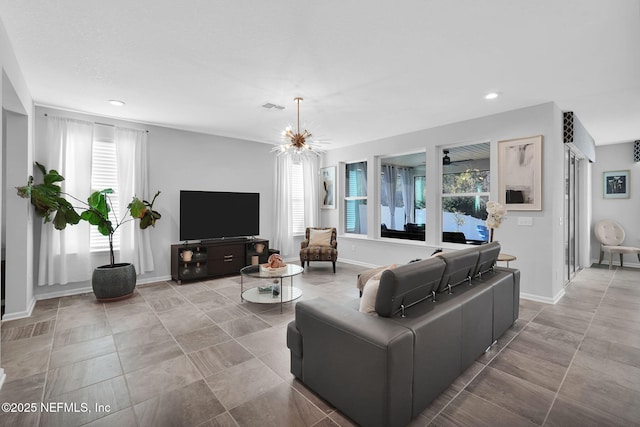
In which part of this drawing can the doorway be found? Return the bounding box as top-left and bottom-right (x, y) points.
(564, 146), (582, 284)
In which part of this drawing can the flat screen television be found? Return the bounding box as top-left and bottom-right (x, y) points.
(180, 190), (260, 241)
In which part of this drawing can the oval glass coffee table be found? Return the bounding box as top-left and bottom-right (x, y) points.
(240, 264), (304, 313)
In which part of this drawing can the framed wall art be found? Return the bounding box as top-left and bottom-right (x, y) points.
(321, 166), (336, 209)
(603, 170), (630, 199)
(498, 135), (543, 211)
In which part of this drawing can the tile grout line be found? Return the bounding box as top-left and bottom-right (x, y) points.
(172, 278), (339, 424)
(540, 268), (617, 426)
(141, 281), (246, 423)
(172, 279), (332, 423)
(105, 292), (155, 427)
(35, 298), (61, 427)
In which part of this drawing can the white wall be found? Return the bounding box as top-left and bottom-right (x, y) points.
(321, 102), (567, 302)
(1, 17), (35, 390)
(590, 142), (640, 267)
(32, 106), (275, 298)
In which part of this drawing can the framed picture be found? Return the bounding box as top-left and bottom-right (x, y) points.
(498, 135), (543, 211)
(321, 166), (336, 209)
(603, 170), (630, 199)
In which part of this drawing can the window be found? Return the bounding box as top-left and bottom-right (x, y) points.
(344, 161), (367, 234)
(441, 142), (490, 244)
(89, 137), (121, 252)
(380, 152), (426, 241)
(291, 162), (305, 234)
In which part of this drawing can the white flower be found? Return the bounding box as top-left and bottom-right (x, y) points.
(485, 201), (506, 229)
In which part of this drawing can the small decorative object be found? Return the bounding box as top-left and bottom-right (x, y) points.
(251, 255), (259, 265)
(261, 253), (287, 273)
(181, 250), (193, 262)
(321, 166), (336, 209)
(257, 285), (273, 294)
(255, 243), (265, 253)
(498, 135), (543, 211)
(485, 201), (506, 242)
(272, 280), (280, 297)
(603, 170), (630, 199)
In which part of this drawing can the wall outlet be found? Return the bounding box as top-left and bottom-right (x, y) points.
(517, 217), (533, 226)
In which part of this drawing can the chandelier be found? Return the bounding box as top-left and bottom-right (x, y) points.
(272, 97), (320, 156)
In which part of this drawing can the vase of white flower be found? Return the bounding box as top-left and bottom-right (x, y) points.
(485, 201), (506, 242)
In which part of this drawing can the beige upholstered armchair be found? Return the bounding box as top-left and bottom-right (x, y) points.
(300, 227), (338, 273)
(594, 219), (640, 269)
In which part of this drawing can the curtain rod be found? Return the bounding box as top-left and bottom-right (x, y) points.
(43, 113), (149, 133)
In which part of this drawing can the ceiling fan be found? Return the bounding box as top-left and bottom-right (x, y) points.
(442, 150), (478, 166)
(442, 150), (451, 165)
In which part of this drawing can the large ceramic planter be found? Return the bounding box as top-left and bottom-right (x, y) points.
(92, 263), (137, 301)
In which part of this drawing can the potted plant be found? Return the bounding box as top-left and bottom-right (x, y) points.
(17, 162), (161, 300)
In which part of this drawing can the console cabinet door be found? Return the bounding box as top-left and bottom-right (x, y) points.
(208, 244), (245, 275)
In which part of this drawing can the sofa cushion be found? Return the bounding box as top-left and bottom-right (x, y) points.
(436, 247), (480, 293)
(359, 278), (380, 315)
(473, 241), (501, 277)
(357, 264), (396, 292)
(308, 228), (333, 247)
(376, 257), (446, 317)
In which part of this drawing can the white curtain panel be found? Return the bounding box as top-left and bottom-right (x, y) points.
(38, 117), (93, 285)
(399, 167), (415, 224)
(115, 127), (154, 274)
(274, 154), (294, 256)
(301, 155), (320, 228)
(382, 164), (397, 229)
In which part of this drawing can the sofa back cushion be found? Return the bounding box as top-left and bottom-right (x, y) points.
(375, 257), (446, 317)
(436, 247), (480, 293)
(473, 241), (501, 277)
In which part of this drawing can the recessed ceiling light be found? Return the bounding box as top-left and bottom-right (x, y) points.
(484, 92), (499, 100)
(108, 99), (125, 106)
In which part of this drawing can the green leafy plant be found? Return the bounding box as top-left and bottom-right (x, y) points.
(17, 162), (161, 266)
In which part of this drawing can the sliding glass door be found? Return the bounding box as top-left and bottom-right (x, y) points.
(564, 146), (581, 283)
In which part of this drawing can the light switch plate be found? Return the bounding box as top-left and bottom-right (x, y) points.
(517, 217), (533, 226)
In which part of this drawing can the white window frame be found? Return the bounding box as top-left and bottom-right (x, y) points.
(440, 142), (491, 245)
(343, 160), (368, 236)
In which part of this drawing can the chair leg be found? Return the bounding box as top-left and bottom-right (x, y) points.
(609, 253), (613, 270)
(620, 253), (624, 268)
(332, 261), (336, 273)
(598, 250), (604, 265)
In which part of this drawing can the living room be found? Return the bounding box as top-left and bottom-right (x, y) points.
(1, 2), (640, 426)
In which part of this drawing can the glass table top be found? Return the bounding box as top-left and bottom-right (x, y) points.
(240, 263), (304, 279)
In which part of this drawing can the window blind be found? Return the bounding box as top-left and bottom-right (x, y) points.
(291, 162), (305, 234)
(90, 139), (121, 252)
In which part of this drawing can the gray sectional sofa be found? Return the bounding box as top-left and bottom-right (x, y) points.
(286, 242), (520, 427)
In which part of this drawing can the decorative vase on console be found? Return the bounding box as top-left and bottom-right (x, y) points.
(485, 201), (506, 243)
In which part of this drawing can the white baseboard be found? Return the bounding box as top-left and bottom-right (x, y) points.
(520, 288), (565, 305)
(336, 258), (379, 269)
(137, 275), (172, 285)
(0, 368), (6, 391)
(2, 297), (36, 321)
(35, 286), (93, 301)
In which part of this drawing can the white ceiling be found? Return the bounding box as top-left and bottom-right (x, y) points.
(1, 0), (639, 148)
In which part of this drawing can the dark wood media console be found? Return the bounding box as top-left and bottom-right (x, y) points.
(171, 238), (269, 284)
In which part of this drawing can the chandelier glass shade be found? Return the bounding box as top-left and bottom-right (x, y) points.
(273, 97), (320, 157)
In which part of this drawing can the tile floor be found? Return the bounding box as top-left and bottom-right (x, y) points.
(0, 263), (638, 426)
